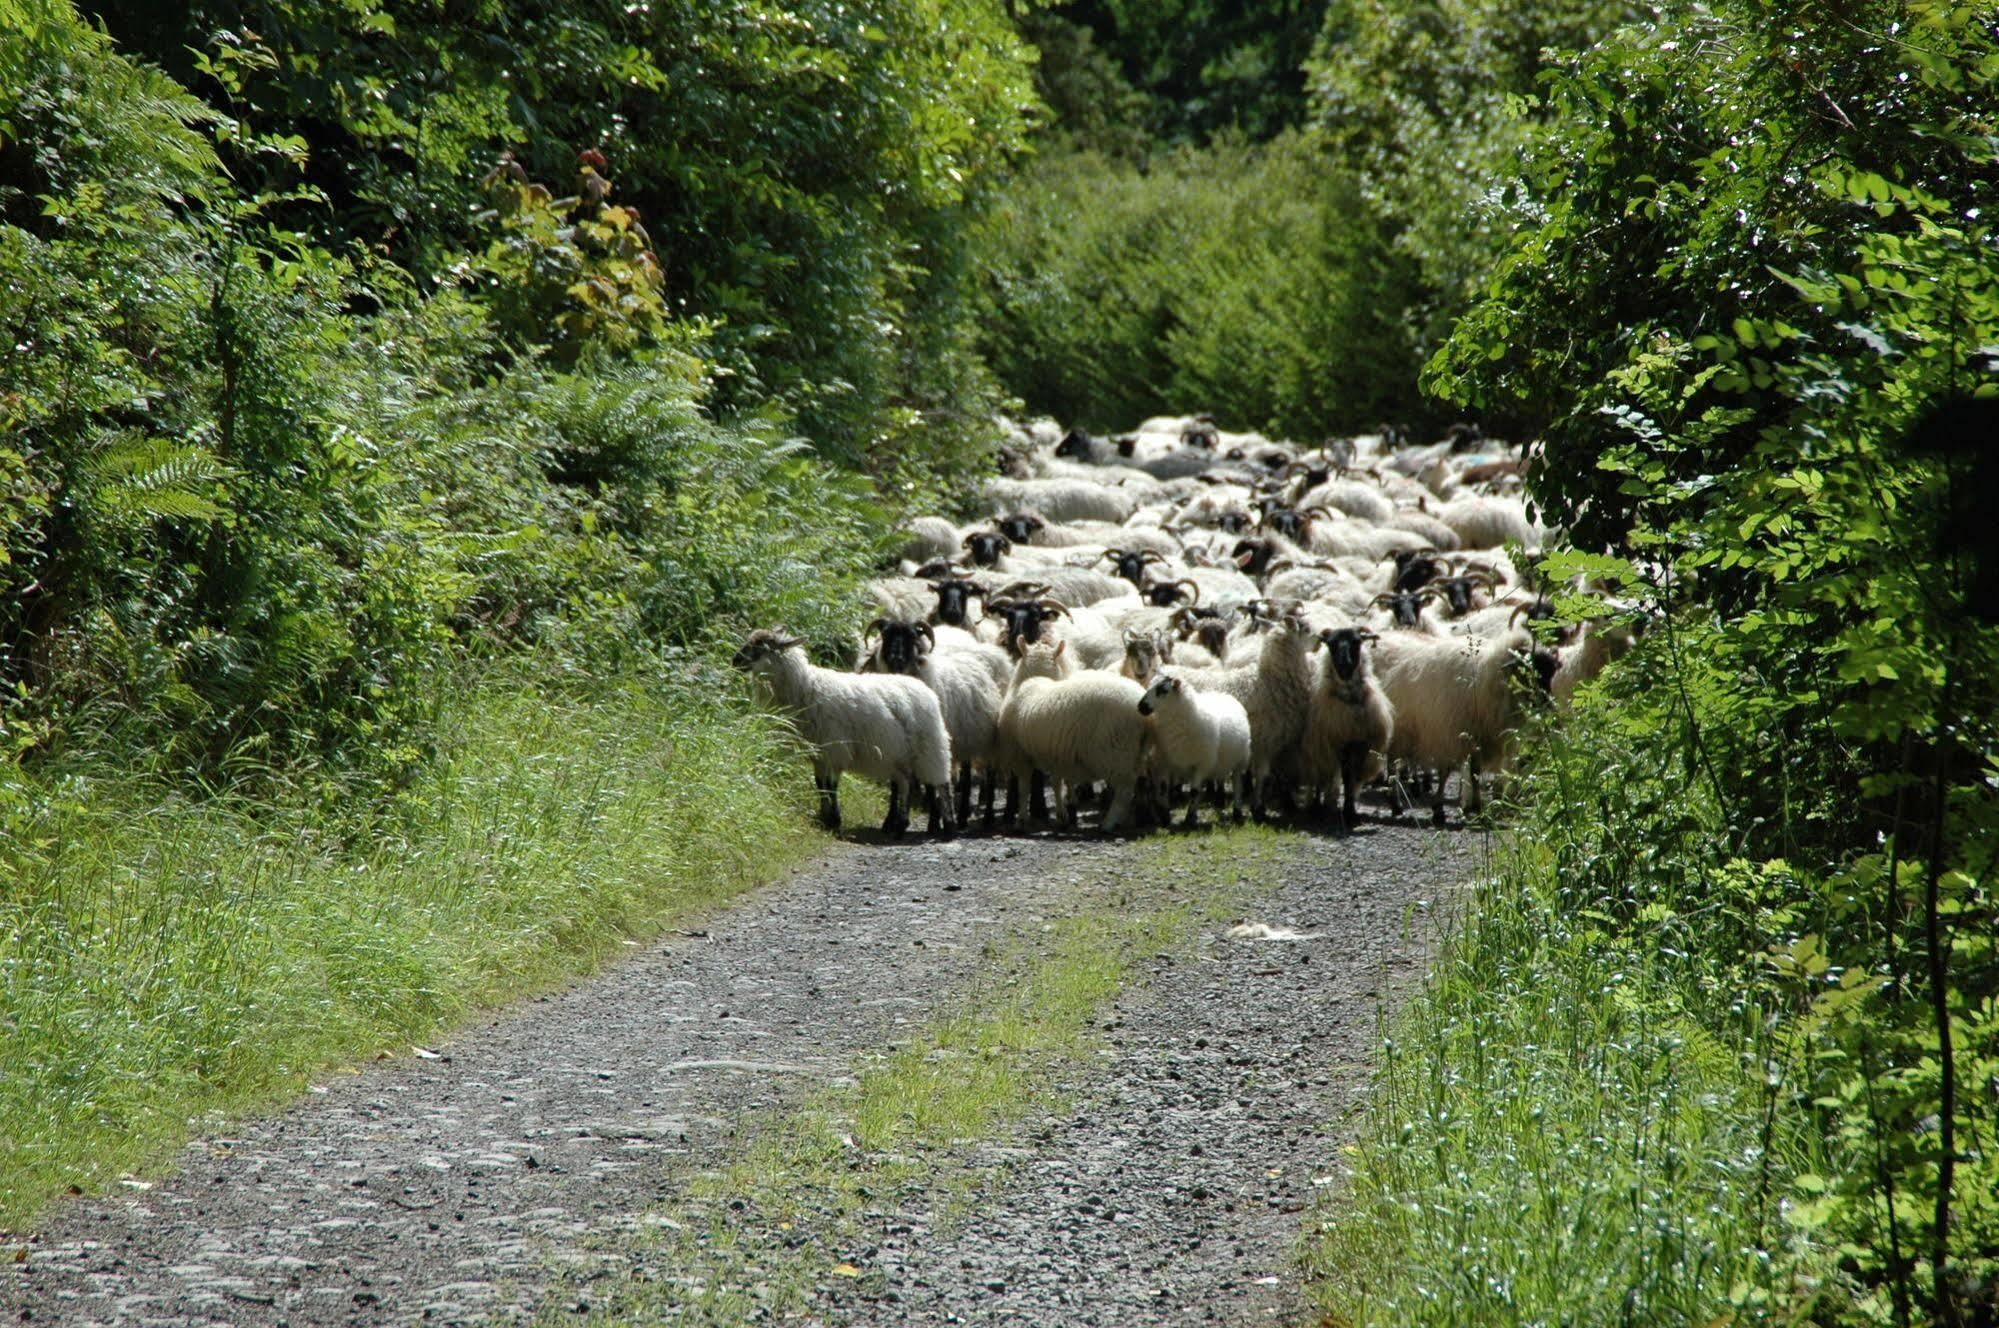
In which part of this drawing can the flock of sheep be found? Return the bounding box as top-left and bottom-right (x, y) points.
(731, 417), (1636, 837)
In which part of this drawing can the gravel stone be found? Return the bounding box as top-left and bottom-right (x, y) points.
(1, 816), (1480, 1326)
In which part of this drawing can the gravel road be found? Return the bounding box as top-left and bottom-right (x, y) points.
(2, 816), (1482, 1327)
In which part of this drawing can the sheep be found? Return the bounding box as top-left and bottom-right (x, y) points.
(1301, 627), (1395, 833)
(733, 628), (955, 837)
(985, 477), (1137, 525)
(997, 640), (1148, 831)
(898, 515), (962, 564)
(1119, 628), (1173, 685)
(1369, 627), (1553, 824)
(861, 618), (1007, 828)
(1550, 619), (1638, 706)
(1137, 670), (1252, 827)
(1433, 495), (1545, 551)
(1166, 611), (1319, 818)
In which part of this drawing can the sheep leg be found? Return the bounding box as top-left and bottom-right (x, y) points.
(929, 780), (957, 838)
(883, 779), (910, 837)
(1431, 768), (1449, 827)
(1030, 770), (1051, 823)
(816, 770), (842, 831)
(1340, 742), (1366, 833)
(980, 769), (997, 831)
(1464, 757), (1485, 814)
(1104, 784), (1134, 833)
(955, 762), (973, 826)
(1231, 773), (1247, 824)
(1180, 789), (1201, 830)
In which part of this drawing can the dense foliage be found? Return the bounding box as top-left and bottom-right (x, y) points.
(79, 0), (1037, 463)
(1321, 3), (1999, 1324)
(983, 0), (1642, 436)
(977, 135), (1419, 437)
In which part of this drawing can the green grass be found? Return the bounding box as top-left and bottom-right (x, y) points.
(0, 667), (825, 1229)
(1302, 836), (1834, 1327)
(571, 826), (1296, 1326)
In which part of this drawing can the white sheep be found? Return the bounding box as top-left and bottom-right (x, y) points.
(1369, 626), (1551, 823)
(997, 640), (1147, 831)
(1166, 612), (1319, 818)
(1433, 496), (1545, 551)
(1137, 670), (1252, 827)
(734, 628), (955, 836)
(860, 618), (1008, 829)
(984, 477), (1137, 525)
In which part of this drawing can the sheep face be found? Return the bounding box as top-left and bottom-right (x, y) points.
(1054, 428), (1096, 459)
(1431, 575), (1491, 617)
(1121, 630), (1170, 684)
(997, 511), (1045, 544)
(989, 598), (1066, 655)
(1316, 627), (1379, 684)
(867, 618), (933, 676)
(1372, 589), (1434, 629)
(1392, 549), (1444, 592)
(1103, 547), (1162, 585)
(1261, 507), (1309, 542)
(962, 530), (1012, 566)
(1232, 537), (1278, 576)
(929, 578), (981, 626)
(1135, 673), (1184, 716)
(1142, 578), (1198, 608)
(732, 628), (803, 671)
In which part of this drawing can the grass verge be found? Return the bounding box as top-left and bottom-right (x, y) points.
(1301, 835), (1833, 1327)
(569, 825), (1296, 1326)
(0, 667), (824, 1229)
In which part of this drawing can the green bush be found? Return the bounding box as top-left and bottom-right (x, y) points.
(1324, 4), (1999, 1322)
(979, 134), (1426, 435)
(82, 0), (1039, 467)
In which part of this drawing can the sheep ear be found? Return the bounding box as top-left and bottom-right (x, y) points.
(1054, 640), (1067, 658)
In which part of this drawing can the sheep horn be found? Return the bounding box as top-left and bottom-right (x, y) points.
(1370, 592), (1399, 609)
(863, 617), (889, 641)
(1140, 551), (1167, 565)
(1036, 599), (1069, 619)
(1171, 578), (1200, 604)
(916, 621), (935, 651)
(1101, 547), (1128, 562)
(1508, 603), (1532, 628)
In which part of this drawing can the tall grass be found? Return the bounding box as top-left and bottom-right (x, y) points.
(0, 666), (821, 1228)
(1306, 705), (1839, 1324)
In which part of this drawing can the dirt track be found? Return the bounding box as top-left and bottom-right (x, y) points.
(2, 817), (1481, 1326)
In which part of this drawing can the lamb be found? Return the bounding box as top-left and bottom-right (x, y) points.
(1301, 627), (1395, 833)
(1369, 627), (1553, 824)
(1166, 611), (1319, 817)
(733, 628), (955, 837)
(997, 640), (1148, 831)
(1137, 670), (1252, 827)
(860, 618), (1007, 828)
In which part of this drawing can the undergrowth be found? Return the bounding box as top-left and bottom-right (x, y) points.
(0, 666), (822, 1229)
